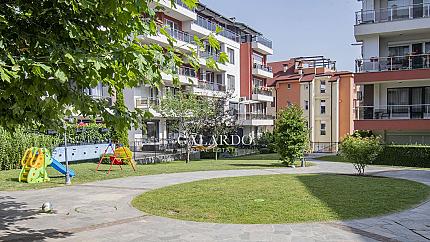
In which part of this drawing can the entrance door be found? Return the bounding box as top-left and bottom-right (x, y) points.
(413, 0), (424, 18)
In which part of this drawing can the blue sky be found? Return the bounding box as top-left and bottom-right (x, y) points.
(201, 0), (362, 71)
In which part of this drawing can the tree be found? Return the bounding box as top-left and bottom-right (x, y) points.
(156, 91), (213, 163)
(274, 105), (309, 166)
(339, 134), (383, 175)
(0, 0), (227, 137)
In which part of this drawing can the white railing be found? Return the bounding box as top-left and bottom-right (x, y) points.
(356, 53), (430, 72)
(356, 4), (430, 24)
(253, 63), (273, 73)
(135, 97), (160, 109)
(355, 104), (430, 120)
(238, 113), (275, 121)
(167, 28), (194, 44)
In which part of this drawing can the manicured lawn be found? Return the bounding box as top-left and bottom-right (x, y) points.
(132, 174), (430, 224)
(318, 155), (430, 170)
(0, 154), (309, 191)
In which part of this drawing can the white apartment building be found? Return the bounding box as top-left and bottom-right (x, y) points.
(354, 0), (430, 144)
(125, 0), (274, 145)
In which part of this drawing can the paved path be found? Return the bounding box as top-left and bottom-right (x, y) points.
(1, 160), (429, 242)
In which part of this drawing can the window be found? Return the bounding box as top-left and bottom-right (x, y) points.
(253, 78), (264, 88)
(305, 84), (309, 90)
(320, 122), (326, 136)
(164, 19), (178, 30)
(320, 100), (326, 114)
(287, 84), (291, 89)
(320, 80), (326, 94)
(389, 45), (410, 57)
(305, 100), (309, 110)
(227, 75), (235, 91)
(227, 48), (235, 64)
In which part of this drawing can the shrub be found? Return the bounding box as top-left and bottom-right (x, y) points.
(339, 135), (383, 175)
(64, 123), (111, 145)
(0, 127), (61, 170)
(377, 145), (430, 168)
(255, 132), (276, 153)
(274, 105), (309, 166)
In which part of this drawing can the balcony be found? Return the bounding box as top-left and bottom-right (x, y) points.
(356, 54), (430, 73)
(193, 15), (240, 43)
(252, 87), (274, 102)
(162, 66), (198, 85)
(252, 63), (273, 79)
(238, 113), (275, 126)
(354, 4), (430, 37)
(135, 97), (160, 110)
(197, 81), (226, 92)
(140, 27), (195, 52)
(355, 105), (430, 120)
(154, 0), (197, 21)
(251, 36), (274, 55)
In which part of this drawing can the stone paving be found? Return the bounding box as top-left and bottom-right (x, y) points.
(0, 160), (429, 242)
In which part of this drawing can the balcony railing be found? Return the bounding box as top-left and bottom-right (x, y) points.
(194, 15), (240, 42)
(253, 63), (273, 73)
(356, 53), (430, 72)
(252, 36), (273, 49)
(199, 51), (220, 62)
(356, 4), (430, 25)
(167, 28), (194, 44)
(173, 0), (195, 11)
(252, 87), (272, 96)
(238, 113), (275, 121)
(197, 81), (226, 92)
(178, 66), (197, 78)
(355, 105), (430, 120)
(136, 97), (160, 109)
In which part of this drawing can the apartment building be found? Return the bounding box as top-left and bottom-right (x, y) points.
(125, 0), (274, 144)
(354, 0), (430, 144)
(269, 57), (355, 152)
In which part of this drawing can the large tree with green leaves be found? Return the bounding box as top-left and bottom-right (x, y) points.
(274, 105), (309, 166)
(0, 0), (227, 138)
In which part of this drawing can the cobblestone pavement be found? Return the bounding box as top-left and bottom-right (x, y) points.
(1, 160), (429, 242)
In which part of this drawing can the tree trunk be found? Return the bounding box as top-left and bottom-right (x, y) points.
(215, 148), (218, 161)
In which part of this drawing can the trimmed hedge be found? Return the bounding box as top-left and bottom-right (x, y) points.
(376, 145), (430, 168)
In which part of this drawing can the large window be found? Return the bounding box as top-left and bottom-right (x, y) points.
(227, 48), (235, 64)
(388, 87), (430, 118)
(253, 53), (263, 64)
(227, 75), (235, 91)
(389, 45), (410, 57)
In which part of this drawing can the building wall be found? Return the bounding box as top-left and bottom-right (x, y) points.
(275, 80), (300, 111)
(338, 74), (355, 140)
(240, 42), (252, 98)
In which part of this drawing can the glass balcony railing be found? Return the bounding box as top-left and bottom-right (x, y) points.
(253, 63), (273, 73)
(238, 113), (275, 121)
(356, 4), (430, 25)
(135, 97), (160, 109)
(252, 87), (272, 96)
(197, 81), (226, 92)
(167, 28), (194, 44)
(199, 51), (220, 62)
(355, 105), (430, 120)
(252, 36), (273, 49)
(356, 53), (430, 72)
(194, 15), (240, 42)
(173, 0), (195, 11)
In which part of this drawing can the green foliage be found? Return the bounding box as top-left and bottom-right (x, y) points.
(352, 130), (375, 138)
(376, 145), (430, 168)
(255, 132), (276, 154)
(0, 127), (61, 170)
(64, 123), (111, 145)
(274, 105), (309, 165)
(111, 90), (129, 146)
(339, 135), (383, 175)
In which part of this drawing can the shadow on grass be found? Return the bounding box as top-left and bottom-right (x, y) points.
(0, 196), (73, 241)
(228, 163), (288, 168)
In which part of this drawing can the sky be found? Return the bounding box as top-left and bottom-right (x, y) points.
(200, 0), (362, 71)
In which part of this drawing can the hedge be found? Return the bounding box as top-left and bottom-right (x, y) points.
(375, 145), (430, 168)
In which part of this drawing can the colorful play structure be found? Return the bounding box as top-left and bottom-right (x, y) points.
(97, 143), (137, 175)
(19, 147), (75, 183)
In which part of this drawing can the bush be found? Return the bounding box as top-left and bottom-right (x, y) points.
(339, 135), (383, 175)
(274, 105), (309, 166)
(64, 123), (111, 145)
(377, 145), (430, 168)
(255, 132), (276, 153)
(0, 127), (61, 170)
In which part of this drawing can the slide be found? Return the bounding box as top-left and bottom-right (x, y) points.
(51, 158), (76, 177)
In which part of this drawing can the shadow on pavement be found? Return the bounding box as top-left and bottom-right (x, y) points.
(0, 195), (73, 241)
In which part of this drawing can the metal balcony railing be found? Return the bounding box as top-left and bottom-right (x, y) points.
(135, 97), (160, 109)
(356, 53), (430, 72)
(355, 104), (430, 120)
(252, 36), (273, 49)
(356, 3), (430, 25)
(253, 63), (273, 73)
(197, 81), (226, 92)
(194, 15), (240, 42)
(178, 66), (197, 78)
(199, 51), (220, 62)
(167, 28), (194, 44)
(238, 113), (275, 121)
(252, 87), (272, 96)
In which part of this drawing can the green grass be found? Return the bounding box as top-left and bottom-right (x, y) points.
(132, 174), (430, 224)
(318, 155), (430, 170)
(0, 153), (309, 191)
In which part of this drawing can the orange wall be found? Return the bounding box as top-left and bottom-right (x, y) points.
(275, 80), (301, 112)
(338, 74), (355, 140)
(240, 43), (252, 97)
(355, 69), (430, 83)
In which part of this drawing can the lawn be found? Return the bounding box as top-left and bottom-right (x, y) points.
(132, 174), (430, 224)
(0, 153), (309, 191)
(318, 155), (430, 170)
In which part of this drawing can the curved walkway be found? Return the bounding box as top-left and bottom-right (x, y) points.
(1, 160), (429, 242)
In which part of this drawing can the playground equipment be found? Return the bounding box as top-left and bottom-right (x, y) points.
(19, 147), (75, 183)
(97, 143), (137, 175)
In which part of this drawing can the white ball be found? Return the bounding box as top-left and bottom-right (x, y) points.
(41, 202), (53, 213)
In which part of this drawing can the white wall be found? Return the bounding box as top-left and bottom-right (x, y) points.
(375, 80), (430, 106)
